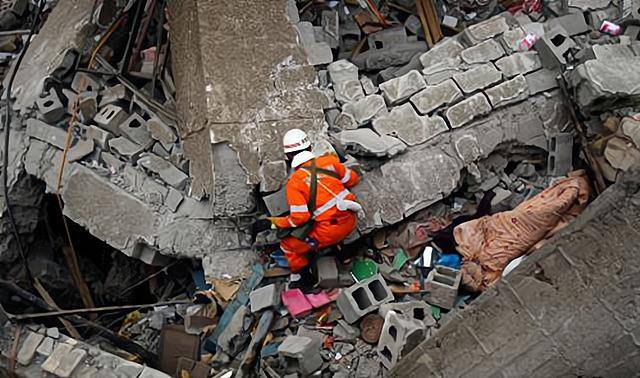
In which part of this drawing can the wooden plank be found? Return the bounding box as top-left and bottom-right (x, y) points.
(415, 0), (434, 48)
(33, 278), (82, 339)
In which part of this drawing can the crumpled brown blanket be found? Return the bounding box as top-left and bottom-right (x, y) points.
(454, 171), (592, 292)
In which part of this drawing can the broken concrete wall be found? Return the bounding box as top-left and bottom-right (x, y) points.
(168, 0), (328, 204)
(391, 167), (640, 377)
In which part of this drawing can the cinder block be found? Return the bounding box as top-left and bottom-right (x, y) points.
(36, 91), (65, 124)
(119, 113), (153, 148)
(336, 274), (394, 323)
(377, 311), (425, 369)
(424, 266), (461, 309)
(278, 335), (323, 376)
(378, 300), (436, 326)
(250, 284), (279, 312)
(94, 104), (129, 135)
(547, 133), (573, 176)
(71, 72), (102, 93)
(85, 124), (113, 150)
(534, 25), (577, 69)
(316, 256), (339, 288)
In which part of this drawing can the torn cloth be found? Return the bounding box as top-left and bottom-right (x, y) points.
(454, 171), (592, 292)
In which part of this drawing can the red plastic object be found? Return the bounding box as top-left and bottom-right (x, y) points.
(306, 292), (332, 308)
(281, 289), (313, 318)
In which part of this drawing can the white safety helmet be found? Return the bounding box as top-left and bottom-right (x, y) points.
(283, 128), (311, 154)
(291, 150), (316, 168)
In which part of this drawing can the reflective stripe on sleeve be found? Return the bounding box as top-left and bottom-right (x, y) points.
(313, 189), (351, 217)
(290, 204), (309, 213)
(340, 169), (351, 184)
(288, 218), (297, 227)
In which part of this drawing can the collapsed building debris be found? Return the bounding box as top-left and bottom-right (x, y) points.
(0, 0), (639, 376)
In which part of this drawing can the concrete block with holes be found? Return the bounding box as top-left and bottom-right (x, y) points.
(377, 311), (426, 369)
(424, 265), (461, 310)
(119, 113), (153, 148)
(336, 274), (394, 323)
(36, 91), (65, 124)
(94, 104), (129, 135)
(534, 25), (577, 69)
(547, 132), (573, 176)
(379, 300), (436, 327)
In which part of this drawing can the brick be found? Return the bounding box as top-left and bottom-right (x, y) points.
(380, 70), (426, 105)
(460, 39), (505, 64)
(462, 16), (509, 45)
(424, 266), (461, 309)
(334, 79), (365, 104)
(119, 113), (153, 148)
(138, 153), (189, 189)
(36, 90), (65, 124)
(445, 93), (492, 128)
(316, 256), (339, 288)
(17, 331), (45, 365)
(419, 38), (464, 69)
(377, 311), (426, 369)
(54, 347), (87, 377)
(341, 94), (387, 126)
(379, 301), (435, 326)
(452, 63), (502, 94)
(495, 52), (542, 78)
(108, 136), (145, 161)
(410, 79), (463, 114)
(42, 342), (73, 374)
(546, 132), (573, 176)
(372, 103), (448, 146)
(250, 284), (279, 312)
(336, 274), (394, 323)
(485, 74), (530, 108)
(525, 68), (558, 94)
(534, 25), (577, 69)
(95, 104), (129, 135)
(278, 335), (323, 376)
(26, 118), (67, 149)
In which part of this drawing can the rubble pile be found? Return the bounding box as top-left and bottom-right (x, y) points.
(0, 0), (639, 377)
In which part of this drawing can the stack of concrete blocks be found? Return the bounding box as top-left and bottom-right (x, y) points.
(377, 311), (426, 369)
(336, 274), (394, 323)
(425, 266), (462, 310)
(4, 323), (170, 377)
(277, 335), (323, 376)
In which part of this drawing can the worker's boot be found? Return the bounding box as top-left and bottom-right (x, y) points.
(288, 267), (317, 293)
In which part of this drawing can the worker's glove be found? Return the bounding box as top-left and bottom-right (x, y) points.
(267, 217), (283, 229)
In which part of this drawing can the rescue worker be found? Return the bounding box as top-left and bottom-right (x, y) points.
(269, 129), (361, 290)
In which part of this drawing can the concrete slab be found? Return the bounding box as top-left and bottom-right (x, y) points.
(452, 63), (502, 94)
(373, 103), (448, 146)
(445, 93), (493, 128)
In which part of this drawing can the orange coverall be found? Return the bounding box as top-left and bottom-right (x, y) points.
(271, 154), (360, 272)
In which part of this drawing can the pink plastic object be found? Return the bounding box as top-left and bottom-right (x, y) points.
(599, 21), (621, 36)
(517, 33), (540, 51)
(281, 289), (313, 318)
(306, 292), (332, 308)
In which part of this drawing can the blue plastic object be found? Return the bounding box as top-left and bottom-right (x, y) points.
(271, 249), (289, 267)
(435, 254), (462, 269)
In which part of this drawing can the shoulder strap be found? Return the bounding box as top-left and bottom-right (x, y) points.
(308, 160), (318, 217)
(301, 165), (341, 180)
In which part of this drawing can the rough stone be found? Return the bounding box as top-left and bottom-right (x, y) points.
(495, 52), (542, 78)
(568, 57), (640, 113)
(328, 59), (359, 84)
(143, 118), (176, 151)
(295, 22), (333, 65)
(463, 16), (510, 45)
(501, 27), (527, 52)
(334, 80), (365, 104)
(419, 38), (464, 69)
(485, 75), (530, 108)
(259, 160), (287, 192)
(379, 70), (426, 105)
(138, 153), (189, 190)
(423, 66), (463, 85)
(360, 76), (378, 95)
(336, 128), (406, 158)
(410, 79), (463, 114)
(352, 41), (428, 71)
(250, 284), (279, 312)
(452, 63), (502, 94)
(108, 137), (145, 161)
(67, 138), (95, 162)
(35, 90), (65, 124)
(372, 103), (448, 146)
(460, 39), (505, 64)
(165, 188), (183, 212)
(341, 94), (387, 126)
(568, 0), (611, 10)
(94, 105), (130, 135)
(445, 93), (492, 128)
(26, 118), (67, 149)
(17, 331), (45, 365)
(525, 68), (559, 94)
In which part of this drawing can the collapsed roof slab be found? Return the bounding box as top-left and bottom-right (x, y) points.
(168, 0), (327, 201)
